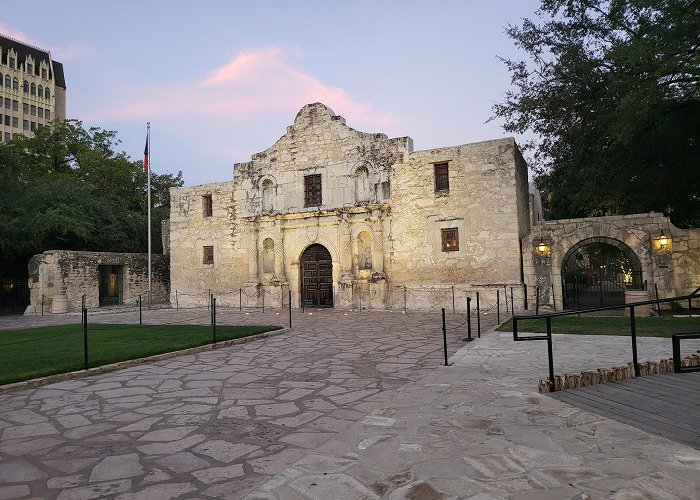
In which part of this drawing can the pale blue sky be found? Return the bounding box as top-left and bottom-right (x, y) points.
(3, 1), (541, 185)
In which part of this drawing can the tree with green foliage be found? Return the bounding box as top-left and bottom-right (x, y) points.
(0, 120), (183, 275)
(492, 0), (699, 227)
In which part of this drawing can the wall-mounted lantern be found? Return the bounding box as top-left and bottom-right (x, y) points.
(658, 231), (669, 249)
(535, 239), (550, 257)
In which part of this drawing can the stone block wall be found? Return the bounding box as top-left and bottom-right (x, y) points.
(27, 251), (169, 312)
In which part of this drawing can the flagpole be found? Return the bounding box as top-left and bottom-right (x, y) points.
(147, 122), (152, 307)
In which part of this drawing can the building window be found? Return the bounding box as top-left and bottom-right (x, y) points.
(45, 109), (50, 120)
(41, 68), (47, 79)
(12, 78), (18, 90)
(30, 105), (36, 116)
(3, 99), (9, 109)
(23, 103), (29, 114)
(38, 107), (43, 118)
(12, 100), (18, 111)
(3, 132), (9, 141)
(304, 174), (322, 207)
(23, 120), (29, 131)
(9, 58), (15, 69)
(27, 63), (33, 74)
(4, 75), (10, 87)
(0, 73), (2, 86)
(45, 88), (50, 99)
(4, 115), (10, 126)
(441, 228), (459, 252)
(202, 194), (213, 217)
(203, 246), (214, 264)
(38, 85), (43, 98)
(30, 83), (36, 95)
(12, 117), (18, 128)
(434, 163), (449, 192)
(23, 80), (29, 93)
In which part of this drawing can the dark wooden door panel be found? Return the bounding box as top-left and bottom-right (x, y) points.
(300, 244), (333, 308)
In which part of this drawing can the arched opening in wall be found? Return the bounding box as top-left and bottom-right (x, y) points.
(354, 165), (370, 203)
(263, 238), (275, 274)
(357, 231), (372, 270)
(561, 239), (643, 310)
(300, 244), (333, 308)
(261, 179), (273, 212)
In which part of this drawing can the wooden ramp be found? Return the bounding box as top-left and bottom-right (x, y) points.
(550, 372), (700, 449)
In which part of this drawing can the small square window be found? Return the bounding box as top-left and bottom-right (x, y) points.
(304, 174), (322, 207)
(203, 246), (214, 264)
(434, 163), (449, 192)
(202, 194), (213, 217)
(441, 227), (459, 252)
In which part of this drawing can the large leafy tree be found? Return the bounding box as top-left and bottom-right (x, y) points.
(0, 121), (183, 276)
(493, 0), (699, 227)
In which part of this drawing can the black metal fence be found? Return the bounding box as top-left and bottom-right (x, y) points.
(0, 278), (30, 315)
(512, 292), (700, 391)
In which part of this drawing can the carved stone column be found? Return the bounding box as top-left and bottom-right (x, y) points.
(273, 221), (287, 282)
(339, 215), (353, 281)
(247, 223), (259, 283)
(372, 218), (384, 274)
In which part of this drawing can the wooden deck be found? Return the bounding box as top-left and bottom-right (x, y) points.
(550, 371), (700, 449)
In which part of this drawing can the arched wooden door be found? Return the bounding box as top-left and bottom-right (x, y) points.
(300, 244), (333, 307)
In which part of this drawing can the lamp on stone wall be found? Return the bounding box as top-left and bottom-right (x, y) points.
(537, 240), (547, 254)
(659, 231), (669, 249)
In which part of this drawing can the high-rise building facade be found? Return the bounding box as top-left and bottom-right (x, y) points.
(0, 34), (66, 142)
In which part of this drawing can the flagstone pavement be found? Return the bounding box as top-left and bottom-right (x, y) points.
(0, 308), (698, 499)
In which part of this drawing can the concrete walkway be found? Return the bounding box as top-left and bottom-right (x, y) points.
(0, 309), (698, 499)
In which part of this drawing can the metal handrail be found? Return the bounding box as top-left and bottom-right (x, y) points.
(513, 292), (700, 391)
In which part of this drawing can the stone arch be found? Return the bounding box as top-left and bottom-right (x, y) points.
(354, 165), (371, 203)
(262, 238), (275, 273)
(261, 178), (274, 212)
(560, 237), (642, 273)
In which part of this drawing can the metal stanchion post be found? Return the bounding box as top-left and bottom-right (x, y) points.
(404, 285), (407, 313)
(504, 285), (509, 313)
(551, 283), (556, 311)
(524, 284), (528, 310)
(176, 290), (179, 310)
(510, 287), (514, 315)
(240, 288), (242, 311)
(452, 285), (455, 314)
(630, 305), (639, 376)
(535, 286), (540, 316)
(83, 307), (88, 370)
(212, 297), (217, 345)
(476, 291), (481, 338)
(41, 294), (44, 316)
(288, 290), (292, 328)
(139, 294), (142, 325)
(462, 297), (473, 342)
(210, 294), (214, 325)
(262, 290), (265, 313)
(655, 283), (661, 316)
(496, 289), (500, 324)
(442, 308), (449, 366)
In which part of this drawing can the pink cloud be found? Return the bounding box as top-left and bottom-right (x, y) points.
(0, 23), (92, 61)
(88, 47), (396, 130)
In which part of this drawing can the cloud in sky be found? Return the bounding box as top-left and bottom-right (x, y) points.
(88, 47), (396, 130)
(0, 23), (92, 61)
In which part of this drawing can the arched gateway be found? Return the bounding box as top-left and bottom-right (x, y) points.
(300, 244), (333, 308)
(561, 238), (643, 309)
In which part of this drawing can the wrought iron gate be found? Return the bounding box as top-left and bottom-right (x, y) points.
(562, 265), (643, 310)
(99, 265), (124, 306)
(0, 278), (30, 315)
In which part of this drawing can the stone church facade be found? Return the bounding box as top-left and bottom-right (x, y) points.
(169, 103), (531, 311)
(169, 103), (699, 312)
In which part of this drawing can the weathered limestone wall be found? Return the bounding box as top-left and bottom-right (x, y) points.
(389, 138), (528, 299)
(27, 251), (169, 312)
(169, 103), (530, 311)
(523, 213), (700, 310)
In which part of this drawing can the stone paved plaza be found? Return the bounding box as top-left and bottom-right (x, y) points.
(0, 308), (698, 499)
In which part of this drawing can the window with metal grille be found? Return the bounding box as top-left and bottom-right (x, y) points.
(304, 174), (322, 207)
(441, 227), (459, 252)
(202, 194), (213, 217)
(434, 163), (449, 192)
(203, 246), (214, 264)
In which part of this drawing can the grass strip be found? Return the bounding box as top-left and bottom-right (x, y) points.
(497, 316), (700, 337)
(0, 323), (281, 385)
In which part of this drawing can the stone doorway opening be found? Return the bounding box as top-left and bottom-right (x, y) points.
(300, 244), (333, 308)
(98, 265), (124, 306)
(562, 239), (643, 309)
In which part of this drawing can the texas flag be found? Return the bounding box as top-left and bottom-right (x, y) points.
(143, 135), (149, 172)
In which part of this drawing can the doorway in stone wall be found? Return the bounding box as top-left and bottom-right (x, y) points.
(99, 265), (124, 306)
(561, 239), (643, 310)
(300, 244), (333, 308)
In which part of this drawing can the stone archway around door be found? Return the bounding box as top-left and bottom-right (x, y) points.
(561, 237), (644, 309)
(300, 244), (334, 308)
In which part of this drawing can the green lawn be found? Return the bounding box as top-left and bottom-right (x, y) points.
(0, 323), (281, 385)
(497, 315), (700, 337)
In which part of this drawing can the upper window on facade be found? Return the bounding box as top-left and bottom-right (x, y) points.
(441, 227), (459, 252)
(22, 103), (29, 114)
(23, 80), (29, 93)
(45, 88), (50, 99)
(38, 107), (43, 118)
(434, 163), (449, 192)
(202, 194), (213, 217)
(0, 73), (3, 86)
(3, 99), (8, 109)
(45, 109), (50, 120)
(261, 179), (273, 212)
(38, 85), (43, 98)
(203, 246), (214, 264)
(30, 83), (36, 95)
(4, 75), (10, 88)
(304, 174), (322, 207)
(12, 78), (18, 90)
(4, 115), (9, 126)
(27, 64), (33, 74)
(12, 117), (18, 128)
(9, 58), (15, 69)
(354, 166), (370, 203)
(41, 68), (47, 79)
(12, 100), (18, 111)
